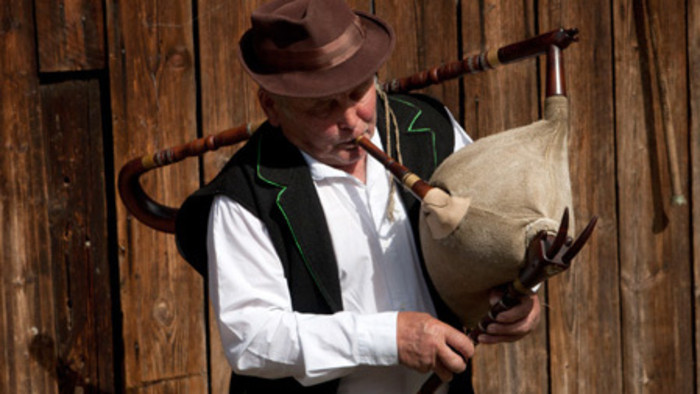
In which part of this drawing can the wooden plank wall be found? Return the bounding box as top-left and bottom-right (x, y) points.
(105, 0), (208, 391)
(1, 0), (697, 393)
(540, 0), (622, 393)
(614, 1), (693, 393)
(2, 0), (114, 393)
(1, 0), (55, 391)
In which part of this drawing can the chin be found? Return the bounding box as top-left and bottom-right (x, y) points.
(342, 149), (365, 164)
(326, 151), (364, 170)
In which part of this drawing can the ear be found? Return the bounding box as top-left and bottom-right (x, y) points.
(258, 89), (281, 127)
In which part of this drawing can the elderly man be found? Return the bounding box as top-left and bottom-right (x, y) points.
(176, 0), (540, 393)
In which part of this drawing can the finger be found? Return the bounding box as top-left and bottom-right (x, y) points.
(486, 312), (536, 337)
(477, 332), (526, 345)
(434, 359), (454, 383)
(481, 308), (540, 343)
(493, 295), (535, 323)
(443, 327), (475, 361)
(437, 344), (467, 374)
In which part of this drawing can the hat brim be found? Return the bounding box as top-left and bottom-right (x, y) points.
(238, 11), (395, 98)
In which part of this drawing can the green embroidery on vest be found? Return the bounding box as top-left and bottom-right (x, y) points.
(389, 96), (438, 166)
(254, 135), (339, 311)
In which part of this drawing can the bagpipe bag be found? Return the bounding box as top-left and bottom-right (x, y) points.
(419, 95), (573, 328)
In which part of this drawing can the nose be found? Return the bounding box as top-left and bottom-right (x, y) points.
(336, 92), (370, 132)
(338, 103), (361, 132)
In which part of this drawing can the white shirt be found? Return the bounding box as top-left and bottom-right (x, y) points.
(207, 111), (471, 393)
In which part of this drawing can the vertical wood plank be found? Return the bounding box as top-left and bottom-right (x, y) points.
(198, 0), (266, 183)
(105, 0), (208, 390)
(136, 375), (205, 393)
(374, 0), (460, 116)
(196, 1), (268, 392)
(460, 0), (538, 140)
(41, 80), (115, 393)
(459, 1), (548, 393)
(35, 0), (105, 72)
(691, 0), (700, 389)
(0, 0), (57, 392)
(539, 0), (623, 392)
(613, 0), (693, 392)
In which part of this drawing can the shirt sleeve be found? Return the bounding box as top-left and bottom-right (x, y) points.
(207, 195), (398, 386)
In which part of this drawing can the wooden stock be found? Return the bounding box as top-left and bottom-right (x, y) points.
(118, 28), (578, 232)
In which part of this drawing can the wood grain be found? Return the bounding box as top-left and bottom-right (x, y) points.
(41, 79), (115, 393)
(691, 0), (700, 390)
(613, 0), (693, 392)
(539, 0), (623, 392)
(105, 0), (207, 390)
(196, 0), (268, 392)
(0, 0), (56, 392)
(198, 0), (266, 182)
(35, 0), (105, 72)
(460, 0), (538, 141)
(374, 0), (460, 116)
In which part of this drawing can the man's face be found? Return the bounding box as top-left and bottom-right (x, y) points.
(259, 79), (377, 174)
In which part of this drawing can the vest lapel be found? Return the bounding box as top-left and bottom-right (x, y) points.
(254, 130), (343, 313)
(377, 95), (440, 174)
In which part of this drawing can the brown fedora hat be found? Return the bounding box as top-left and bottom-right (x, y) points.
(238, 0), (395, 98)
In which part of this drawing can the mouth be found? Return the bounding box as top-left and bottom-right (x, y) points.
(352, 130), (372, 144)
(334, 129), (372, 154)
(338, 141), (361, 151)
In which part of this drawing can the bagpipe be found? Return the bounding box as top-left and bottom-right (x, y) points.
(118, 27), (597, 393)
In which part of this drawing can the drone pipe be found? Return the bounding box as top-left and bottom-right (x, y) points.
(381, 27), (578, 93)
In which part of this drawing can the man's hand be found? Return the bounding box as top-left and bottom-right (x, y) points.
(397, 311), (474, 382)
(476, 290), (541, 345)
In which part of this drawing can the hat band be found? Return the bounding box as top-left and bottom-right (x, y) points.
(256, 16), (365, 72)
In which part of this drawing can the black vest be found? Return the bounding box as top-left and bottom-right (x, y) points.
(176, 93), (473, 394)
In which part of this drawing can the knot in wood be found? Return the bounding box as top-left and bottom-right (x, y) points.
(166, 48), (190, 69)
(153, 299), (175, 326)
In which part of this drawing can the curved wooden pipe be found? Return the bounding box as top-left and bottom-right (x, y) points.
(118, 121), (261, 232)
(118, 28), (578, 233)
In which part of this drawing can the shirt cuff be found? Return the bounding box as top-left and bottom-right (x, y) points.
(355, 311), (398, 366)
